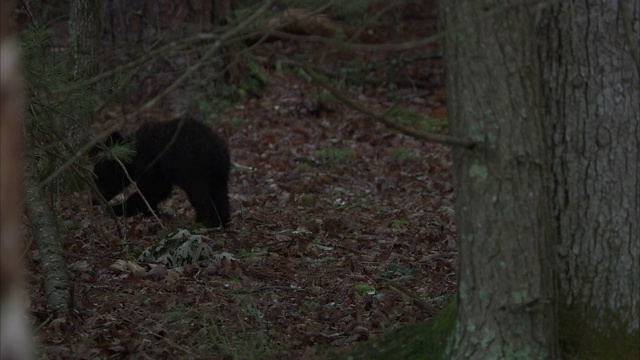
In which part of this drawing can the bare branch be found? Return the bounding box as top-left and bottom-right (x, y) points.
(299, 62), (474, 148)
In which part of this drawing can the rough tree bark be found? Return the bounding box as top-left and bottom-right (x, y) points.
(439, 1), (558, 358)
(69, 0), (102, 79)
(440, 0), (638, 357)
(67, 0), (103, 160)
(540, 0), (640, 354)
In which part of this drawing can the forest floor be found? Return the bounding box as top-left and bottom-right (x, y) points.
(25, 2), (457, 359)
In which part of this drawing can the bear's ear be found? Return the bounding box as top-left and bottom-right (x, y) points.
(90, 131), (124, 158)
(105, 132), (123, 147)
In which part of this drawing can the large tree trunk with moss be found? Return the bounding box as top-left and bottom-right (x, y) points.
(540, 0), (640, 355)
(439, 1), (558, 358)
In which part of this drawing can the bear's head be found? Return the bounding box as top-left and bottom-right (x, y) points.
(92, 131), (131, 201)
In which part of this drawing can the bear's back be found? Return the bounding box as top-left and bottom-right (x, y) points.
(133, 118), (230, 182)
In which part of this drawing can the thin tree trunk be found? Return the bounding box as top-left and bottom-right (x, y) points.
(440, 1), (558, 358)
(540, 0), (640, 347)
(212, 0), (232, 26)
(69, 0), (102, 79)
(66, 0), (103, 183)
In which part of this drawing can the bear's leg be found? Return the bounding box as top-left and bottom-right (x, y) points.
(181, 176), (222, 228)
(210, 180), (230, 227)
(113, 178), (172, 217)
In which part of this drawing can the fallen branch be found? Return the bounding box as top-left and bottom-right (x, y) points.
(299, 62), (474, 148)
(377, 278), (439, 317)
(234, 286), (312, 295)
(25, 167), (73, 314)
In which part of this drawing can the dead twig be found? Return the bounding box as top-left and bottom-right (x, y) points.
(234, 286), (312, 295)
(119, 317), (203, 358)
(377, 278), (440, 317)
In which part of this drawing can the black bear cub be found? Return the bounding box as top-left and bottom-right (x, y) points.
(93, 117), (231, 228)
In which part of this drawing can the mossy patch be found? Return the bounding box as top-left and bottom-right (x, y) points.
(334, 300), (457, 360)
(559, 304), (640, 359)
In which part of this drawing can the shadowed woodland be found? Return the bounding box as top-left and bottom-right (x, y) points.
(15, 1), (456, 358)
(1, 0), (638, 359)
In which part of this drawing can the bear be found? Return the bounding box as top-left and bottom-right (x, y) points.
(92, 117), (231, 228)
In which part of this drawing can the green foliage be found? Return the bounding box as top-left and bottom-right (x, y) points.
(354, 284), (376, 294)
(246, 58), (269, 87)
(339, 58), (368, 87)
(21, 24), (131, 188)
(297, 193), (315, 207)
(559, 304), (640, 359)
(429, 300), (458, 358)
(94, 141), (137, 164)
(163, 304), (282, 358)
(391, 219), (409, 228)
(382, 263), (415, 277)
(387, 108), (449, 132)
(310, 88), (336, 104)
(391, 147), (417, 164)
(22, 24), (127, 123)
(314, 146), (353, 165)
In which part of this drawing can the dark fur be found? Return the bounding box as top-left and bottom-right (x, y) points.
(93, 118), (231, 228)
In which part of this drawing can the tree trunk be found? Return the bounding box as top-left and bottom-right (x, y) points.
(212, 0), (232, 26)
(440, 1), (558, 358)
(1, 2), (32, 359)
(540, 0), (640, 353)
(66, 0), (103, 180)
(69, 0), (102, 79)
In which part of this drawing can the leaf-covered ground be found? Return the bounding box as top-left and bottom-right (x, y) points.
(25, 3), (457, 359)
